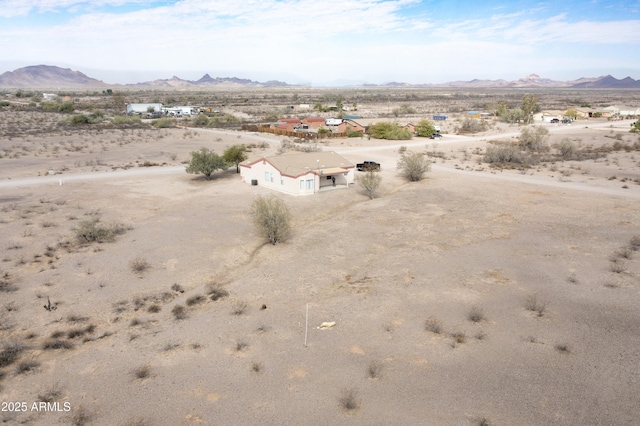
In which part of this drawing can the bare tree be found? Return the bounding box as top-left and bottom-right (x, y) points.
(397, 151), (431, 181)
(356, 168), (382, 199)
(249, 195), (292, 245)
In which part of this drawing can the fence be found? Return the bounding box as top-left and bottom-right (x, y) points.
(242, 125), (348, 140)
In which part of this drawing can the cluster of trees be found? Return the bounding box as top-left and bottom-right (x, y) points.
(191, 113), (242, 128)
(185, 144), (248, 180)
(367, 122), (412, 140)
(483, 125), (550, 166)
(495, 94), (540, 124)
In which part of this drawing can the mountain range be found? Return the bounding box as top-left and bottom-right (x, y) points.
(1, 65), (639, 89)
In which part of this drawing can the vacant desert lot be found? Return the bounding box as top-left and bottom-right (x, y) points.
(1, 110), (640, 425)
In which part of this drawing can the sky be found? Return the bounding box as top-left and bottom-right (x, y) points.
(1, 0), (639, 86)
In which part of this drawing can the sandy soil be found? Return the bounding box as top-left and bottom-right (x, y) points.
(1, 114), (639, 425)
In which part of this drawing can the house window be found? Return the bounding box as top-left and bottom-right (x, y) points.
(280, 176), (284, 185)
(300, 180), (304, 190)
(265, 172), (269, 181)
(306, 179), (313, 190)
(270, 173), (274, 183)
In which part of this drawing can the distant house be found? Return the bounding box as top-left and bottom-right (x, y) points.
(338, 119), (366, 134)
(301, 117), (326, 128)
(240, 151), (355, 195)
(404, 123), (416, 133)
(126, 103), (163, 115)
(42, 93), (57, 100)
(272, 118), (301, 132)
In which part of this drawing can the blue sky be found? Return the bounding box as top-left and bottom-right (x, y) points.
(1, 0), (639, 85)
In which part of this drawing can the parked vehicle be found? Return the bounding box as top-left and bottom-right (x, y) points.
(550, 118), (560, 123)
(356, 161), (381, 171)
(429, 133), (442, 139)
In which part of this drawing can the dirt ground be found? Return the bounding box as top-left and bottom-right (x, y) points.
(1, 112), (639, 425)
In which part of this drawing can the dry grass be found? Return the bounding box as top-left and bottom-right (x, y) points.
(172, 305), (187, 320)
(467, 306), (486, 323)
(424, 317), (443, 334)
(129, 256), (150, 274)
(367, 360), (383, 379)
(525, 294), (548, 317)
(338, 388), (360, 413)
(132, 364), (152, 379)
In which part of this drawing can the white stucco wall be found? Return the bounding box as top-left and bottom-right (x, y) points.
(240, 160), (317, 195)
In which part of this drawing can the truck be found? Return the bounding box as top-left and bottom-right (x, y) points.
(356, 161), (381, 171)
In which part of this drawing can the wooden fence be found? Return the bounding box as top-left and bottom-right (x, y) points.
(242, 125), (347, 140)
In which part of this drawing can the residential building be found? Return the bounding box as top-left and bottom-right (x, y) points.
(240, 151), (355, 195)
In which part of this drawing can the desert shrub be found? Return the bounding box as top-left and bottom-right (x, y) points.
(69, 405), (93, 426)
(628, 235), (640, 251)
(186, 295), (206, 306)
(339, 388), (360, 412)
(172, 305), (187, 320)
(38, 384), (63, 403)
(0, 342), (24, 367)
(368, 122), (412, 140)
(74, 218), (130, 243)
(235, 341), (248, 351)
(0, 271), (17, 293)
(152, 117), (176, 128)
(15, 359), (40, 374)
(468, 306), (486, 323)
(111, 115), (141, 126)
(0, 101), (9, 107)
(556, 138), (578, 159)
(525, 294), (547, 317)
(519, 126), (550, 152)
(207, 113), (242, 128)
(249, 195), (292, 245)
(129, 256), (150, 274)
(457, 117), (488, 134)
(191, 114), (210, 127)
(450, 332), (466, 345)
(132, 364), (151, 379)
(251, 361), (263, 373)
(42, 339), (74, 350)
(424, 317), (443, 334)
(206, 283), (229, 301)
(397, 151), (431, 181)
(555, 343), (571, 353)
(483, 143), (526, 165)
(346, 129), (363, 138)
(147, 304), (161, 313)
(185, 147), (228, 180)
(367, 360), (383, 379)
(356, 168), (382, 199)
(231, 301), (248, 316)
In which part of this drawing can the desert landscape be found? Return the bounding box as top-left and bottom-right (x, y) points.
(1, 87), (640, 426)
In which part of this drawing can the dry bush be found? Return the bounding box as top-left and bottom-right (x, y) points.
(356, 168), (382, 200)
(249, 195), (292, 245)
(129, 256), (150, 274)
(0, 342), (25, 367)
(525, 294), (548, 317)
(339, 388), (360, 412)
(468, 306), (486, 323)
(397, 151), (431, 181)
(38, 384), (63, 403)
(186, 295), (206, 306)
(172, 305), (187, 320)
(450, 332), (466, 346)
(231, 301), (249, 316)
(15, 359), (40, 374)
(147, 304), (161, 313)
(206, 283), (229, 301)
(132, 364), (151, 379)
(251, 361), (263, 373)
(74, 218), (131, 243)
(483, 143), (526, 165)
(235, 341), (249, 352)
(629, 235), (640, 251)
(555, 343), (571, 354)
(424, 317), (443, 334)
(42, 339), (74, 350)
(367, 360), (383, 379)
(70, 405), (93, 426)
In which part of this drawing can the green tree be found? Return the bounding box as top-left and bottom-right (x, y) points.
(416, 119), (436, 137)
(631, 120), (640, 133)
(397, 151), (431, 181)
(368, 122), (412, 140)
(185, 147), (228, 180)
(223, 144), (248, 173)
(249, 195), (292, 245)
(357, 168), (382, 199)
(522, 94), (539, 124)
(564, 108), (579, 120)
(147, 106), (156, 113)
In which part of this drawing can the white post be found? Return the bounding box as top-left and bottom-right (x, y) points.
(304, 303), (309, 347)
